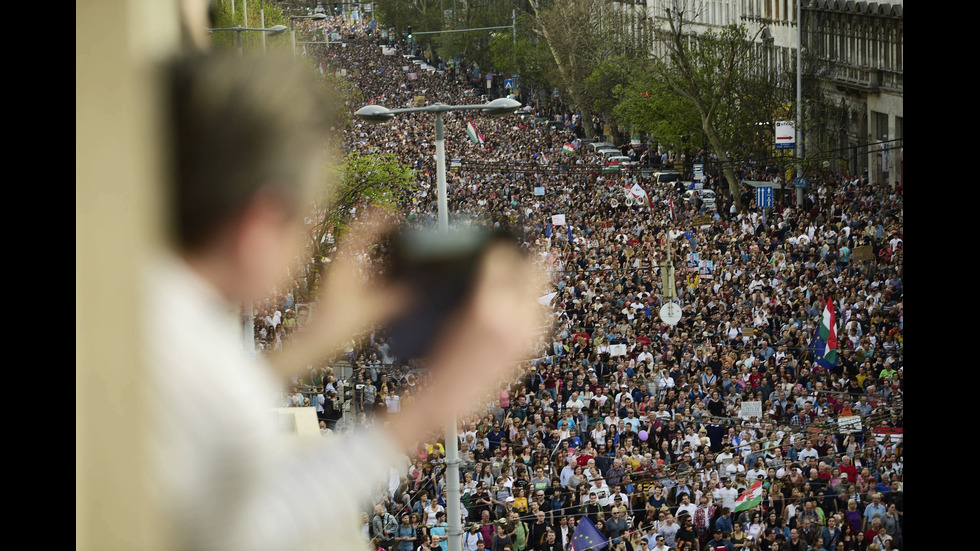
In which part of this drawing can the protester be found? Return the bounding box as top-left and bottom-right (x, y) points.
(271, 12), (903, 551)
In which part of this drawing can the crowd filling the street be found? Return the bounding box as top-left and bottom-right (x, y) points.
(265, 14), (903, 551)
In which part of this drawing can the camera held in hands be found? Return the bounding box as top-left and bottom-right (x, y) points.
(383, 224), (517, 360)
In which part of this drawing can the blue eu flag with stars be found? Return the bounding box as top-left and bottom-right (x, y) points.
(571, 516), (608, 551)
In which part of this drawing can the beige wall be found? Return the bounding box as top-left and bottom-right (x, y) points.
(77, 0), (178, 549)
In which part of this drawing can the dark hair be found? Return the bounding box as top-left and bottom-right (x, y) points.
(167, 53), (337, 251)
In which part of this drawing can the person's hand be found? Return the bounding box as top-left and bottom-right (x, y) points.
(267, 210), (408, 376)
(307, 210), (408, 346)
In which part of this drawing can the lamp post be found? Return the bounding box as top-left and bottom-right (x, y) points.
(354, 97), (521, 551)
(290, 13), (328, 57)
(796, 0), (803, 206)
(209, 24), (288, 56)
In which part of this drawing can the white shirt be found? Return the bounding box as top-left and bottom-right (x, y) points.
(147, 255), (399, 551)
(713, 486), (738, 511)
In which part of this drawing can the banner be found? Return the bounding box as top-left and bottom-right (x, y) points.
(740, 401), (762, 419)
(551, 214), (566, 226)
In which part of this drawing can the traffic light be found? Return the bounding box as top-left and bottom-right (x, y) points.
(407, 25), (413, 40)
(333, 2), (339, 12)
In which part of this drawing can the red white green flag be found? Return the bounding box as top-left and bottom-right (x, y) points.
(733, 480), (763, 512)
(466, 118), (485, 145)
(818, 297), (839, 367)
(562, 142), (575, 153)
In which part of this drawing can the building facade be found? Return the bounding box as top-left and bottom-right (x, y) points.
(641, 0), (903, 186)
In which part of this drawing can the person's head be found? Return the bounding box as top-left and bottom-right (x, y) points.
(167, 53), (337, 302)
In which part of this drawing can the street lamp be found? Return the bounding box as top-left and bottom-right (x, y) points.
(354, 97), (521, 551)
(289, 13), (328, 57)
(209, 25), (288, 57)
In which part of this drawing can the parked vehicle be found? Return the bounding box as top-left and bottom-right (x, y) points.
(684, 188), (716, 209)
(652, 170), (681, 185)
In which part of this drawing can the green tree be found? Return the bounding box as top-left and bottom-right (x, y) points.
(307, 151), (417, 276)
(528, 0), (652, 139)
(210, 0), (291, 53)
(651, 8), (764, 209)
(435, 0), (514, 69)
(488, 12), (555, 108)
(613, 63), (704, 152)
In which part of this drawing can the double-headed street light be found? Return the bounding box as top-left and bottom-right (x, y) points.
(355, 98), (521, 231)
(209, 24), (288, 57)
(289, 13), (328, 57)
(353, 97), (521, 551)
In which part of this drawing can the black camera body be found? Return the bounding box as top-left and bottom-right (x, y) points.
(384, 226), (515, 360)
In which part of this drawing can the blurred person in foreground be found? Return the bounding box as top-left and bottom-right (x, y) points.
(146, 52), (545, 551)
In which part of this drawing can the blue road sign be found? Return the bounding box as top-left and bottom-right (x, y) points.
(756, 186), (774, 207)
(504, 78), (514, 89)
(795, 177), (808, 189)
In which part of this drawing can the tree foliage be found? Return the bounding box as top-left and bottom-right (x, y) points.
(528, 0), (652, 138)
(488, 12), (556, 103)
(210, 0), (291, 53)
(649, 5), (767, 208)
(308, 151), (416, 265)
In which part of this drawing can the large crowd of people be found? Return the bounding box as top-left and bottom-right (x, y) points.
(266, 12), (903, 551)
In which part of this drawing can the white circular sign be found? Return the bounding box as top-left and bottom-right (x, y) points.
(659, 302), (682, 325)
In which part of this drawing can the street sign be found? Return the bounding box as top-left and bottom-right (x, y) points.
(756, 186), (774, 208)
(486, 73), (492, 81)
(795, 176), (808, 189)
(504, 78), (514, 89)
(659, 303), (681, 325)
(775, 120), (795, 150)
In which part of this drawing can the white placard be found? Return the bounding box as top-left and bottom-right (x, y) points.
(838, 416), (863, 433)
(537, 292), (558, 306)
(740, 401), (762, 419)
(551, 214), (566, 226)
(609, 344), (628, 357)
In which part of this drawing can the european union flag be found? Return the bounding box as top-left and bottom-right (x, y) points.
(571, 516), (608, 551)
(808, 330), (837, 370)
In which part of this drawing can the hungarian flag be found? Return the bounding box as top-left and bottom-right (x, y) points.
(815, 297), (839, 368)
(603, 159), (620, 173)
(733, 480), (763, 513)
(466, 118), (485, 145)
(668, 198), (675, 221)
(562, 142), (576, 153)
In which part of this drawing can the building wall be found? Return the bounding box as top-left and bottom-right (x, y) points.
(640, 0), (902, 185)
